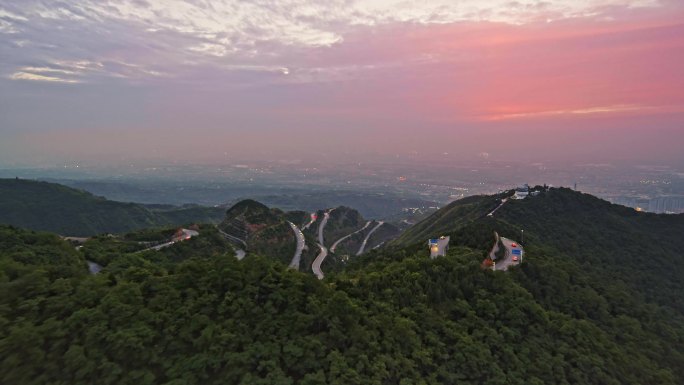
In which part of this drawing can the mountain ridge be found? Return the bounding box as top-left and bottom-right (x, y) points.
(0, 178), (225, 236)
(2, 186), (684, 383)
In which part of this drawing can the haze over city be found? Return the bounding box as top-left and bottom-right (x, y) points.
(1, 0), (683, 166)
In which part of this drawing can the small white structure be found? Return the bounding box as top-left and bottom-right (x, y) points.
(428, 236), (450, 258)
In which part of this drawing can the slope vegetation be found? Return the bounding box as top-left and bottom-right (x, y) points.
(390, 193), (506, 247)
(3, 189), (684, 384)
(2, 220), (684, 384)
(219, 199), (298, 265)
(0, 179), (224, 236)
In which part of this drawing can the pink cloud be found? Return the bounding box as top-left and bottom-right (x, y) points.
(292, 6), (684, 126)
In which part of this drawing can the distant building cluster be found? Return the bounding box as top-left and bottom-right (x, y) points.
(512, 184), (530, 200)
(610, 196), (684, 214)
(511, 184), (543, 200)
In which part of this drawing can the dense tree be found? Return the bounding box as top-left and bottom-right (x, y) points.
(2, 188), (684, 384)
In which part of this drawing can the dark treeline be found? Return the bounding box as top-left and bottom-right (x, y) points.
(2, 214), (684, 384)
(0, 179), (224, 236)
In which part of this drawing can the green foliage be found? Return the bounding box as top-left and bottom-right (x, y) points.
(391, 193), (507, 247)
(497, 188), (684, 313)
(322, 207), (365, 246)
(219, 199), (297, 263)
(0, 179), (224, 236)
(2, 188), (684, 384)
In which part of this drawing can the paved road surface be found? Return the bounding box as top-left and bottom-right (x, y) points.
(86, 260), (102, 274)
(494, 236), (523, 271)
(234, 249), (246, 260)
(487, 197), (510, 217)
(317, 210), (332, 246)
(312, 244), (328, 280)
(217, 228), (247, 248)
(357, 221), (384, 256)
(141, 229), (199, 252)
(63, 236), (89, 243)
(330, 221), (371, 253)
(302, 212), (317, 230)
(288, 221), (305, 270)
(215, 227), (248, 260)
(488, 232), (501, 260)
(312, 209), (334, 279)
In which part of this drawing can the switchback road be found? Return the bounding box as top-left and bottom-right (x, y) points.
(357, 221), (384, 256)
(330, 221), (371, 253)
(288, 221), (305, 270)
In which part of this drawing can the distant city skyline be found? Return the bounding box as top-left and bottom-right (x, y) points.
(1, 1), (683, 166)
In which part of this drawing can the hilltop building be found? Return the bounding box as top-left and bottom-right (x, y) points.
(428, 236), (450, 258)
(512, 184), (530, 200)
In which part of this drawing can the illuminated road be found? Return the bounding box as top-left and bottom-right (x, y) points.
(494, 236), (523, 271)
(234, 249), (246, 260)
(330, 221), (371, 253)
(140, 229), (199, 252)
(302, 212), (317, 230)
(356, 221), (384, 256)
(288, 221), (305, 270)
(487, 197), (510, 217)
(86, 261), (102, 274)
(217, 228), (247, 248)
(489, 232), (501, 260)
(312, 244), (327, 280)
(312, 209), (333, 279)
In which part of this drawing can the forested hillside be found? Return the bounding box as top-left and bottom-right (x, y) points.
(0, 179), (224, 236)
(390, 193), (505, 247)
(2, 188), (684, 384)
(496, 187), (684, 313)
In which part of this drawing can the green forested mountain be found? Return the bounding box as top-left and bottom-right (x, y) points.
(1, 188), (684, 384)
(302, 206), (401, 254)
(219, 199), (305, 265)
(394, 187), (684, 312)
(319, 206), (366, 245)
(0, 179), (225, 236)
(390, 193), (506, 247)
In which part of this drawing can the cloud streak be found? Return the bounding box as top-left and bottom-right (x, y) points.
(0, 0), (683, 165)
(9, 71), (79, 83)
(1, 0), (677, 83)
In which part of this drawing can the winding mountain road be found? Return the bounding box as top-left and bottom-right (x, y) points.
(356, 221), (384, 256)
(317, 210), (332, 246)
(302, 212), (317, 230)
(216, 227), (249, 259)
(217, 228), (247, 248)
(487, 197), (510, 217)
(330, 221), (371, 253)
(86, 261), (102, 274)
(494, 236), (523, 271)
(234, 249), (246, 260)
(288, 221), (305, 270)
(312, 244), (327, 280)
(140, 229), (199, 252)
(489, 232), (501, 260)
(312, 209), (333, 279)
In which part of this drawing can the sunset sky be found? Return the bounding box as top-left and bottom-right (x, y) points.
(1, 0), (683, 165)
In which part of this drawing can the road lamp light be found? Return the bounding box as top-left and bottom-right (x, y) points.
(521, 229), (524, 245)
